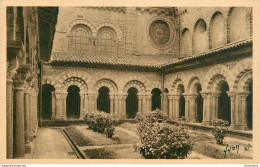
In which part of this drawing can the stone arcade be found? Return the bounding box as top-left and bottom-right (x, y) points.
(6, 7), (252, 159)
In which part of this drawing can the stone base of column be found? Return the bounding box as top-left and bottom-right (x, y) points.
(25, 143), (31, 154)
(189, 119), (197, 123)
(79, 116), (84, 120)
(202, 120), (211, 125)
(236, 125), (249, 130)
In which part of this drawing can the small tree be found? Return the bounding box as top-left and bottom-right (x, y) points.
(211, 119), (229, 145)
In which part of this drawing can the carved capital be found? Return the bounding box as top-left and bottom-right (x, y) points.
(211, 91), (221, 98)
(237, 91), (250, 100)
(55, 93), (62, 100)
(227, 91), (236, 100)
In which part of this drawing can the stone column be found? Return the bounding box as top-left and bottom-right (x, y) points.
(201, 92), (210, 125)
(54, 92), (62, 120)
(174, 95), (181, 120)
(80, 93), (85, 119)
(110, 95), (115, 116)
(114, 95), (118, 116)
(29, 89), (33, 141)
(189, 94), (198, 123)
(184, 94), (190, 122)
(137, 95), (142, 114)
(168, 95), (174, 118)
(211, 92), (220, 122)
(227, 91), (236, 129)
(85, 94), (89, 112)
(121, 95), (127, 118)
(13, 71), (27, 158)
(237, 92), (250, 130)
(51, 92), (56, 120)
(62, 93), (67, 120)
(146, 95), (152, 111)
(142, 95), (146, 112)
(163, 94), (169, 115)
(6, 70), (15, 159)
(118, 95), (123, 117)
(94, 93), (98, 111)
(24, 88), (31, 152)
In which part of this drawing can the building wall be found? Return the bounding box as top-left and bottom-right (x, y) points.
(178, 7), (252, 57)
(52, 7), (178, 58)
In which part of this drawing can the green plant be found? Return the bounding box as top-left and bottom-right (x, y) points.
(83, 110), (118, 138)
(211, 119), (229, 145)
(136, 110), (193, 159)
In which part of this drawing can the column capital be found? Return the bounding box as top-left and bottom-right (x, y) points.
(168, 95), (174, 100)
(237, 91), (250, 98)
(62, 93), (68, 100)
(80, 93), (86, 99)
(13, 72), (28, 89)
(54, 92), (62, 100)
(110, 95), (115, 100)
(211, 91), (221, 98)
(227, 91), (236, 100)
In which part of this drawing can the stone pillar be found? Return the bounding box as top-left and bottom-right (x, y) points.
(118, 95), (123, 117)
(184, 94), (190, 122)
(168, 95), (174, 118)
(189, 94), (198, 123)
(201, 92), (210, 125)
(227, 91), (236, 129)
(13, 71), (27, 158)
(121, 95), (127, 118)
(85, 94), (89, 112)
(238, 92), (250, 130)
(142, 95), (146, 112)
(110, 95), (115, 116)
(163, 94), (169, 115)
(175, 95), (181, 120)
(94, 93), (98, 111)
(62, 93), (67, 120)
(114, 95), (118, 116)
(137, 95), (142, 114)
(146, 95), (152, 111)
(54, 92), (62, 120)
(29, 89), (33, 141)
(6, 70), (15, 159)
(24, 88), (31, 152)
(80, 93), (85, 119)
(51, 92), (56, 120)
(211, 92), (220, 121)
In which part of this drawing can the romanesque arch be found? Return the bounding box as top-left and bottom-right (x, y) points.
(193, 19), (208, 54)
(171, 78), (184, 94)
(209, 11), (226, 49)
(42, 84), (55, 120)
(93, 78), (118, 95)
(66, 19), (96, 36)
(95, 22), (123, 39)
(181, 28), (192, 57)
(62, 77), (88, 93)
(123, 80), (146, 95)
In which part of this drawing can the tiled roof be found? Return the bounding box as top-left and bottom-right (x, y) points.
(50, 52), (177, 68)
(50, 38), (252, 69)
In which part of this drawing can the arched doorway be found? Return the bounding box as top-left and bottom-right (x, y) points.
(195, 84), (203, 122)
(151, 88), (162, 110)
(178, 85), (185, 118)
(66, 85), (80, 119)
(97, 86), (110, 113)
(218, 81), (231, 125)
(42, 84), (55, 120)
(246, 80), (252, 130)
(126, 87), (138, 118)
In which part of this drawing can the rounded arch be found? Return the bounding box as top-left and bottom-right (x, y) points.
(95, 22), (123, 39)
(58, 70), (89, 87)
(123, 80), (146, 95)
(235, 70), (252, 91)
(66, 19), (96, 36)
(187, 76), (202, 93)
(42, 77), (59, 90)
(227, 7), (251, 43)
(232, 59), (252, 90)
(94, 78), (118, 95)
(62, 77), (87, 93)
(151, 88), (162, 110)
(193, 19), (208, 54)
(181, 28), (192, 57)
(205, 65), (234, 91)
(121, 75), (150, 93)
(209, 11), (226, 49)
(42, 84), (55, 120)
(171, 78), (184, 93)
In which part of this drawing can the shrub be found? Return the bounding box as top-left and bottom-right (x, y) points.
(211, 119), (229, 145)
(83, 110), (118, 138)
(136, 110), (193, 159)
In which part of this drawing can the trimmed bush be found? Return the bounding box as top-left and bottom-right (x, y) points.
(211, 119), (229, 145)
(136, 110), (193, 159)
(83, 110), (118, 138)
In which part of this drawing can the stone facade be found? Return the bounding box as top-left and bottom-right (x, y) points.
(43, 6), (252, 132)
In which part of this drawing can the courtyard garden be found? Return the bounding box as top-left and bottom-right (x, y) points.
(64, 110), (253, 159)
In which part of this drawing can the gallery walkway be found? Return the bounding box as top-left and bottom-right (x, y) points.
(32, 127), (78, 159)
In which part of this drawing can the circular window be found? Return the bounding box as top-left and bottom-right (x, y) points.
(148, 18), (174, 49)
